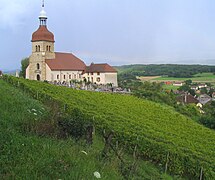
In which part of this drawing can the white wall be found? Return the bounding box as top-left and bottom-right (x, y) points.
(46, 65), (83, 83)
(83, 72), (118, 86)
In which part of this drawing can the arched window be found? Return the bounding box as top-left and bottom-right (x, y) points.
(64, 75), (66, 79)
(37, 74), (40, 81)
(36, 63), (39, 69)
(38, 45), (40, 52)
(36, 45), (38, 52)
(49, 46), (51, 52)
(46, 45), (49, 51)
(57, 75), (59, 79)
(69, 75), (71, 79)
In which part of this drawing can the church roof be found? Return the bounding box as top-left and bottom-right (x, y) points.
(32, 25), (54, 42)
(46, 52), (86, 71)
(86, 63), (117, 73)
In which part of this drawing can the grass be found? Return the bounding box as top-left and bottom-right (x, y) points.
(0, 79), (175, 179)
(4, 76), (215, 178)
(153, 73), (215, 82)
(162, 84), (179, 91)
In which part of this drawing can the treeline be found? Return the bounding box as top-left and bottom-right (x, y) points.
(116, 64), (215, 78)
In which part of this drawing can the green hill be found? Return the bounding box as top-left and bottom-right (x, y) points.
(1, 79), (176, 179)
(2, 76), (215, 179)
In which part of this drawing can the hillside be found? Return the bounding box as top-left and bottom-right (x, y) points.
(2, 76), (215, 179)
(0, 79), (177, 179)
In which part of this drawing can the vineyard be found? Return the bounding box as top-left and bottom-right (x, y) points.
(3, 75), (215, 179)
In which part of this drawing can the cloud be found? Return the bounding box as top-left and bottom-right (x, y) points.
(0, 0), (37, 30)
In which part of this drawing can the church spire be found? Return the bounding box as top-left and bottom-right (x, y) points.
(39, 0), (47, 26)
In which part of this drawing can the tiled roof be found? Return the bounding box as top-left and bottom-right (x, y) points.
(86, 63), (117, 73)
(32, 25), (54, 42)
(176, 94), (199, 104)
(46, 52), (86, 71)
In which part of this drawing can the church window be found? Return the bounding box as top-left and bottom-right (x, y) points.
(38, 45), (40, 52)
(36, 45), (38, 52)
(57, 75), (59, 79)
(46, 45), (49, 51)
(69, 75), (71, 79)
(49, 46), (51, 51)
(37, 63), (40, 70)
(64, 75), (66, 79)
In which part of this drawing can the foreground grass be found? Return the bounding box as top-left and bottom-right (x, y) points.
(0, 79), (174, 179)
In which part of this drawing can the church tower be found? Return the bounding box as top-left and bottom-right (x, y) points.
(27, 0), (55, 81)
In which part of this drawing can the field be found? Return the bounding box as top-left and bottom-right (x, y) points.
(149, 73), (215, 83)
(138, 73), (215, 90)
(2, 76), (215, 179)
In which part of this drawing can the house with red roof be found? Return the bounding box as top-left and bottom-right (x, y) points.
(26, 3), (118, 86)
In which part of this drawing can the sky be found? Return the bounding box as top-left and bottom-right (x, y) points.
(1, 0), (215, 70)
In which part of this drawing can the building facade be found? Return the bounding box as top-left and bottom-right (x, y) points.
(26, 3), (118, 86)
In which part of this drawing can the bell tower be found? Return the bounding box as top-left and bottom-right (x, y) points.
(28, 0), (55, 81)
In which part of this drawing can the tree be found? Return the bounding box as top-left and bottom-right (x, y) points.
(185, 79), (192, 85)
(19, 57), (29, 78)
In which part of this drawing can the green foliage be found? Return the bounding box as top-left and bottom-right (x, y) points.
(19, 57), (29, 78)
(3, 75), (215, 179)
(58, 108), (91, 140)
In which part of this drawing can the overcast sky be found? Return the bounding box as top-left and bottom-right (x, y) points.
(1, 0), (215, 70)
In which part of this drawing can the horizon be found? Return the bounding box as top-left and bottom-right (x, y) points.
(2, 0), (215, 70)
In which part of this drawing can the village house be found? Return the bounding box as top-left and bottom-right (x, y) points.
(212, 92), (215, 101)
(197, 94), (212, 105)
(173, 82), (183, 86)
(198, 84), (207, 89)
(26, 3), (118, 87)
(176, 94), (199, 104)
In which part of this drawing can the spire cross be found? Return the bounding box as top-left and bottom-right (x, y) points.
(42, 0), (45, 8)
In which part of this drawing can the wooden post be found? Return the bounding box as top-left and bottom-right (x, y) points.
(199, 167), (203, 180)
(86, 125), (94, 145)
(165, 152), (169, 174)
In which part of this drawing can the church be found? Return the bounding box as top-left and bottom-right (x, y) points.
(26, 3), (118, 86)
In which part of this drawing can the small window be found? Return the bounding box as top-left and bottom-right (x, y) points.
(74, 75), (76, 79)
(64, 75), (66, 79)
(49, 46), (51, 52)
(97, 72), (100, 75)
(46, 45), (49, 51)
(97, 77), (101, 82)
(69, 75), (71, 79)
(36, 45), (38, 52)
(57, 75), (59, 79)
(91, 77), (93, 82)
(91, 72), (93, 75)
(38, 45), (40, 52)
(37, 63), (40, 70)
(88, 72), (89, 75)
